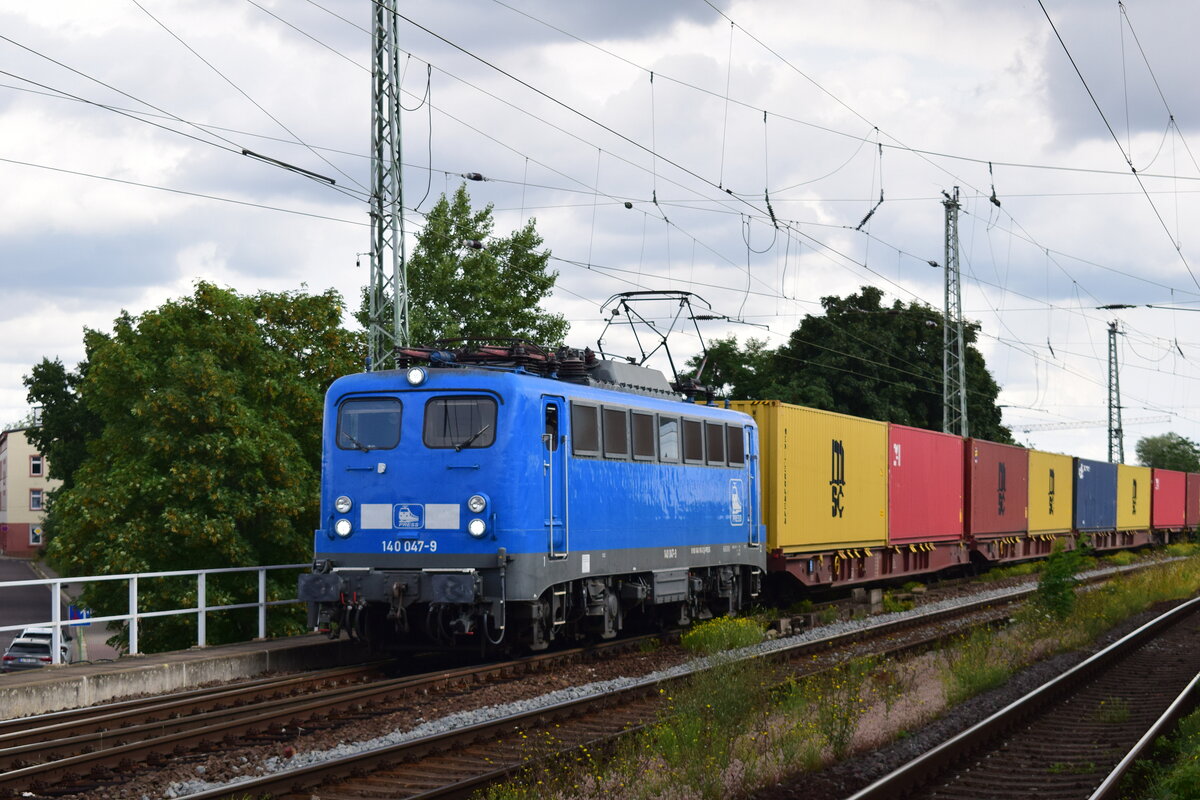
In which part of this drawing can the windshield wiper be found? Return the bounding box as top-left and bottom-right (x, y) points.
(342, 432), (370, 453)
(454, 423), (491, 452)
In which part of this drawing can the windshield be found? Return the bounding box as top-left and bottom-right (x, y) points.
(423, 396), (497, 449)
(337, 398), (402, 451)
(6, 641), (50, 657)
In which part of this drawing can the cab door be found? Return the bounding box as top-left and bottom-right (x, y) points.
(746, 426), (762, 548)
(542, 397), (568, 559)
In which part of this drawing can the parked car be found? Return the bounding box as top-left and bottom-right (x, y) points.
(1, 635), (70, 673)
(17, 626), (71, 646)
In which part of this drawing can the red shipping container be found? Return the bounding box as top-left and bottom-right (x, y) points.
(888, 425), (964, 543)
(1151, 469), (1187, 529)
(966, 439), (1028, 538)
(1187, 473), (1200, 528)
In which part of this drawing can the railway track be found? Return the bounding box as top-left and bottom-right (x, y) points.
(161, 586), (1042, 800)
(0, 561), (1166, 799)
(0, 636), (659, 799)
(847, 594), (1200, 800)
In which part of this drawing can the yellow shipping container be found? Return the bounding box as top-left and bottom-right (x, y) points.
(731, 400), (887, 551)
(1027, 450), (1074, 534)
(1117, 464), (1152, 530)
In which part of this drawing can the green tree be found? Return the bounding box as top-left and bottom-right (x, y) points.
(691, 287), (1013, 442)
(360, 184), (568, 347)
(24, 356), (103, 492)
(40, 282), (360, 652)
(1135, 432), (1200, 471)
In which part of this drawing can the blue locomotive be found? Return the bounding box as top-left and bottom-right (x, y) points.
(298, 345), (765, 651)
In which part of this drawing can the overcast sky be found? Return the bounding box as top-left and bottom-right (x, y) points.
(3, 0), (1199, 462)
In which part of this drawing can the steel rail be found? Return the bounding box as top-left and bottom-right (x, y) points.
(1088, 670), (1200, 800)
(845, 594), (1200, 800)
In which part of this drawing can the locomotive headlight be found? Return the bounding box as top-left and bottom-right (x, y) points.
(334, 518), (353, 537)
(334, 495), (353, 514)
(467, 518), (487, 538)
(406, 366), (427, 386)
(467, 494), (487, 513)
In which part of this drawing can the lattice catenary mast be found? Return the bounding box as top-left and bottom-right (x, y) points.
(942, 187), (969, 437)
(1107, 320), (1124, 463)
(367, 0), (408, 370)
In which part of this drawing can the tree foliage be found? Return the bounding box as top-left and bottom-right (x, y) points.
(360, 184), (568, 347)
(23, 356), (102, 492)
(1135, 432), (1200, 471)
(693, 287), (1013, 443)
(35, 283), (360, 651)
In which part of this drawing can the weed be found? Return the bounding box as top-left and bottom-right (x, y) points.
(900, 581), (925, 593)
(681, 616), (764, 655)
(1095, 697), (1131, 724)
(1118, 704), (1200, 799)
(1165, 542), (1200, 558)
(977, 561), (1042, 581)
(940, 627), (1012, 705)
(637, 637), (662, 653)
(1048, 761), (1097, 774)
(787, 599), (815, 615)
(1035, 540), (1082, 620)
(1101, 550), (1138, 567)
(790, 657), (875, 758)
(881, 592), (914, 614)
(817, 605), (841, 624)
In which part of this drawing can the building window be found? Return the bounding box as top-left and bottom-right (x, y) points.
(30, 526), (43, 546)
(30, 455), (43, 477)
(30, 489), (43, 512)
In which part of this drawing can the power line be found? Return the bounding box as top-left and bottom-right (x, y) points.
(1038, 0), (1200, 292)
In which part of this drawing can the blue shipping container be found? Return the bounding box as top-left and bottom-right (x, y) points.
(1074, 458), (1117, 531)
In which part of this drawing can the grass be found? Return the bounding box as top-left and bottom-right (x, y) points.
(1121, 704), (1200, 799)
(939, 627), (1013, 705)
(478, 552), (1200, 800)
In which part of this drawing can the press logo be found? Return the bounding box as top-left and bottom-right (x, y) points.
(830, 439), (846, 518)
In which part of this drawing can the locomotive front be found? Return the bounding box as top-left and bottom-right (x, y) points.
(298, 364), (530, 649)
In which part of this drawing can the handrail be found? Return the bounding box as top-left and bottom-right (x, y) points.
(0, 564), (308, 663)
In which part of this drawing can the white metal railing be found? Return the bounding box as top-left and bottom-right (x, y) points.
(0, 564), (308, 665)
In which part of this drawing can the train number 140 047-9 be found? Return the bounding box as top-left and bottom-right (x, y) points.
(383, 539), (438, 553)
